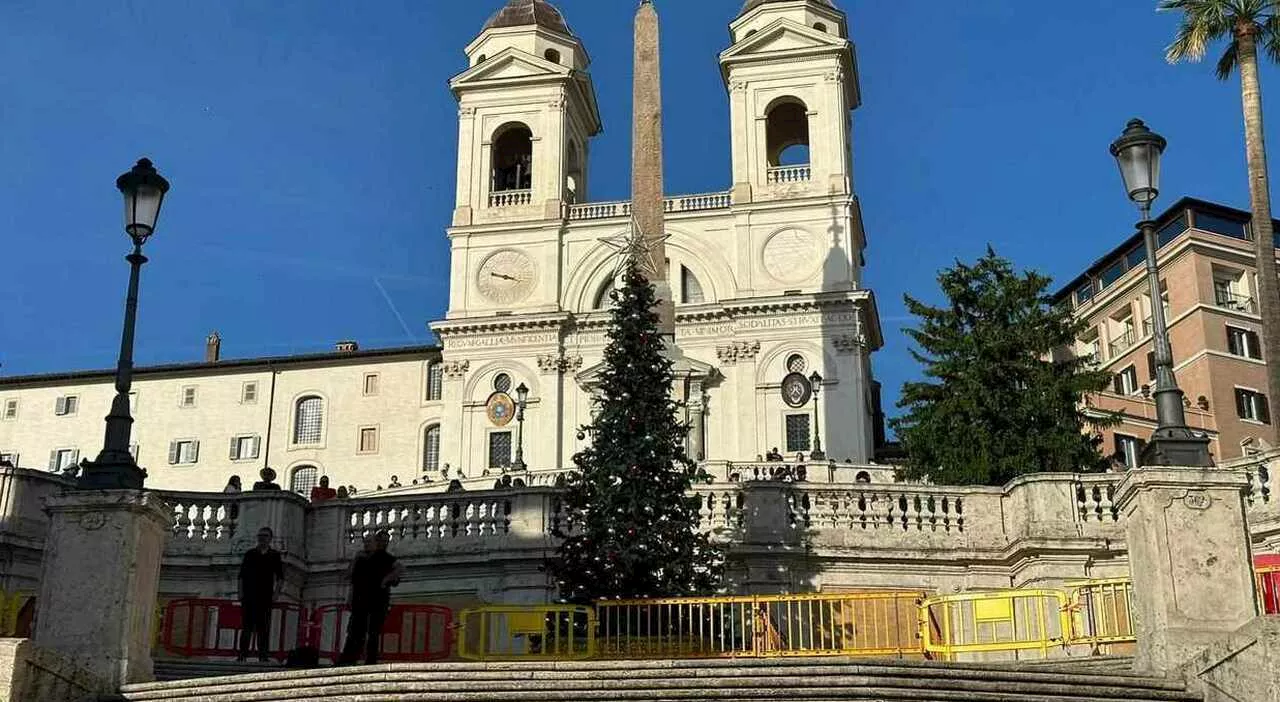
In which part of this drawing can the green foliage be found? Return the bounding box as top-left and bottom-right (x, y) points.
(548, 263), (723, 603)
(1160, 0), (1280, 78)
(890, 248), (1117, 486)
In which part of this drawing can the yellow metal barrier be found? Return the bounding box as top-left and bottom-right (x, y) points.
(1066, 579), (1135, 653)
(920, 590), (1071, 660)
(456, 605), (594, 661)
(596, 592), (925, 659)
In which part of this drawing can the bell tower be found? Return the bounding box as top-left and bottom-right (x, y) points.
(449, 0), (603, 226)
(720, 0), (860, 203)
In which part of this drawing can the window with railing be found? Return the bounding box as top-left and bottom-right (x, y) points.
(1109, 328), (1136, 357)
(1214, 284), (1256, 313)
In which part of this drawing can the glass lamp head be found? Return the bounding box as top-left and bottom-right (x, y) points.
(1109, 119), (1166, 211)
(116, 158), (170, 244)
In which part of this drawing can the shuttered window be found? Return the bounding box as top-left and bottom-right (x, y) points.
(168, 440), (199, 465)
(1236, 389), (1272, 424)
(229, 435), (260, 461)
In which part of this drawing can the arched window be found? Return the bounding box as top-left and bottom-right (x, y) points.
(476, 54), (487, 65)
(426, 363), (444, 401)
(592, 279), (616, 310)
(855, 471), (871, 484)
(544, 48), (561, 64)
(565, 141), (583, 204)
(786, 354), (807, 374)
(494, 373), (512, 393)
(290, 465), (318, 494)
(681, 266), (706, 304)
(423, 425), (441, 472)
(766, 99), (810, 167)
(813, 22), (828, 32)
(293, 396), (323, 444)
(492, 123), (533, 192)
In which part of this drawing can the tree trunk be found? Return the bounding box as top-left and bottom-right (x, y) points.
(1237, 30), (1280, 448)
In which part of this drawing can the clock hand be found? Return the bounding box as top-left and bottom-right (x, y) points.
(489, 272), (517, 281)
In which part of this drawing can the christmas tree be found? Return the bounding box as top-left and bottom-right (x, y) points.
(549, 261), (723, 603)
(892, 248), (1118, 486)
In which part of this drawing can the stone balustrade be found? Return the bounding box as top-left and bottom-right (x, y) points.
(488, 189), (532, 208)
(565, 191), (731, 221)
(766, 164), (812, 184)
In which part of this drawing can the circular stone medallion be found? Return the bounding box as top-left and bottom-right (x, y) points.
(781, 372), (813, 408)
(486, 393), (516, 427)
(762, 228), (822, 284)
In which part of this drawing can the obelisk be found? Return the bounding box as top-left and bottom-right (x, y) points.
(632, 0), (675, 338)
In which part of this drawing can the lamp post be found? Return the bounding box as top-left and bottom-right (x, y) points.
(808, 371), (825, 461)
(512, 382), (529, 471)
(78, 158), (170, 490)
(1109, 120), (1211, 467)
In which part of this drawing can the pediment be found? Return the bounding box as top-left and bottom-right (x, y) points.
(720, 19), (848, 61)
(450, 48), (571, 89)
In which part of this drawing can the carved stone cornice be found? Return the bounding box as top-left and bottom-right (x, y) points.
(537, 354), (584, 375)
(441, 360), (470, 379)
(832, 334), (868, 354)
(716, 341), (761, 365)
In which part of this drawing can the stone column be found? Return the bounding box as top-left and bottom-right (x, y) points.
(1114, 467), (1258, 673)
(687, 378), (706, 461)
(33, 490), (169, 689)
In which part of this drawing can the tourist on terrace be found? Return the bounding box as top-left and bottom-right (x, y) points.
(310, 476), (337, 503)
(224, 475), (242, 493)
(339, 530), (405, 665)
(237, 527), (284, 662)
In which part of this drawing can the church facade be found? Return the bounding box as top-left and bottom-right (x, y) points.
(0, 0), (883, 493)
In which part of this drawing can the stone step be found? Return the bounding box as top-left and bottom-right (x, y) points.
(122, 657), (1200, 702)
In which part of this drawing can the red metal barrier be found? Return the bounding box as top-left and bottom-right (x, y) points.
(1257, 555), (1280, 615)
(160, 599), (306, 661)
(310, 603), (453, 663)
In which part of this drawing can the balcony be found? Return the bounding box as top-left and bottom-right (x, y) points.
(1215, 289), (1257, 314)
(564, 191), (732, 222)
(489, 189), (532, 208)
(1108, 330), (1136, 357)
(766, 164), (812, 184)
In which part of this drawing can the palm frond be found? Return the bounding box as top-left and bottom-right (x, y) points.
(1217, 39), (1241, 76)
(1262, 13), (1280, 62)
(1160, 0), (1276, 77)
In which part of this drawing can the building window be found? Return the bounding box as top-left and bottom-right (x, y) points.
(293, 396), (324, 444)
(423, 425), (441, 472)
(785, 414), (812, 453)
(168, 440), (200, 465)
(813, 22), (828, 32)
(358, 426), (379, 454)
(290, 465), (318, 495)
(1115, 434), (1144, 469)
(1227, 326), (1263, 360)
(765, 98), (810, 167)
(2, 399), (16, 420)
(786, 354), (807, 374)
(180, 386), (197, 408)
(488, 431), (513, 469)
(54, 395), (78, 416)
(426, 363), (444, 401)
(491, 123), (533, 193)
(681, 266), (706, 304)
(1113, 365), (1139, 396)
(363, 373), (380, 396)
(48, 448), (78, 472)
(242, 382), (258, 404)
(1236, 388), (1272, 424)
(0, 452), (18, 466)
(494, 373), (513, 394)
(229, 435), (260, 461)
(544, 48), (561, 64)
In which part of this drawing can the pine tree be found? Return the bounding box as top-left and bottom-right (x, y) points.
(549, 262), (723, 603)
(891, 248), (1117, 486)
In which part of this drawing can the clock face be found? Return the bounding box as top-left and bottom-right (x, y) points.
(477, 250), (536, 305)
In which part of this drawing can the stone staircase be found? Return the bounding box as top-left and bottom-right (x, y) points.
(120, 656), (1204, 702)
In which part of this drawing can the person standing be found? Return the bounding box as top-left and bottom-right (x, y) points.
(310, 475), (337, 503)
(238, 527), (284, 662)
(339, 530), (405, 665)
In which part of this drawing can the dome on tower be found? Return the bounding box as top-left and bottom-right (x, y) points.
(739, 0), (836, 15)
(483, 0), (574, 37)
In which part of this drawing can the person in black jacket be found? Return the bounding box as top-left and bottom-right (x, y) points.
(339, 530), (405, 665)
(238, 527), (283, 662)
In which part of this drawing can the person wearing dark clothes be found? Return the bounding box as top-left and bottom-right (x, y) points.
(339, 530), (405, 665)
(238, 527), (284, 662)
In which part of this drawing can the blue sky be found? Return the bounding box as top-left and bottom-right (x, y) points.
(1, 0), (1276, 421)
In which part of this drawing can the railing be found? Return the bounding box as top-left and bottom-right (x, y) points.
(565, 191), (732, 221)
(1075, 475), (1121, 523)
(696, 487), (744, 535)
(310, 603), (453, 664)
(595, 592), (925, 660)
(489, 189), (532, 208)
(1214, 289), (1257, 313)
(766, 165), (812, 184)
(920, 590), (1072, 660)
(165, 495), (239, 543)
(1067, 579), (1135, 653)
(456, 605), (594, 661)
(346, 495), (512, 543)
(159, 598), (307, 661)
(1108, 329), (1136, 357)
(791, 487), (966, 533)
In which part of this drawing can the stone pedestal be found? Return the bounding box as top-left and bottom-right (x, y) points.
(1115, 467), (1258, 673)
(33, 490), (169, 690)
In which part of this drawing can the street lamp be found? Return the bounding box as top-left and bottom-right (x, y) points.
(512, 382), (529, 471)
(808, 371), (825, 461)
(78, 158), (170, 490)
(1109, 120), (1211, 467)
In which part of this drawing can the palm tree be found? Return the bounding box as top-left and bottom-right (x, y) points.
(1163, 0), (1280, 446)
